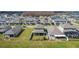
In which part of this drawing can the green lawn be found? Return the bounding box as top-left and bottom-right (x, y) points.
(0, 28), (79, 48)
(32, 36), (48, 41)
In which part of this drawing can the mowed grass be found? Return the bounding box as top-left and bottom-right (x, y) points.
(0, 28), (79, 48)
(32, 36), (48, 41)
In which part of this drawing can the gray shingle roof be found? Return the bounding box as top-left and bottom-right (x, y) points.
(60, 23), (75, 29)
(48, 27), (65, 35)
(25, 17), (34, 21)
(4, 25), (22, 36)
(0, 25), (11, 33)
(0, 18), (6, 22)
(4, 29), (14, 34)
(33, 29), (46, 33)
(35, 24), (44, 29)
(0, 29), (7, 32)
(53, 18), (67, 22)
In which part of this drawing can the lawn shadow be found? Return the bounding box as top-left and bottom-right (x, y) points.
(16, 29), (25, 37)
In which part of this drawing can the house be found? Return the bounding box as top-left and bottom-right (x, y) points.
(51, 17), (68, 25)
(32, 29), (47, 36)
(58, 23), (79, 38)
(35, 24), (45, 29)
(0, 25), (11, 33)
(47, 27), (67, 40)
(13, 19), (21, 24)
(30, 24), (47, 40)
(19, 16), (26, 24)
(33, 17), (40, 24)
(50, 15), (71, 25)
(4, 16), (16, 25)
(32, 24), (47, 36)
(0, 18), (6, 25)
(3, 14), (23, 25)
(4, 26), (22, 37)
(24, 16), (36, 25)
(40, 16), (51, 25)
(58, 23), (75, 32)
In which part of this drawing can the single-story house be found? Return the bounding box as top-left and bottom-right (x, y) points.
(0, 18), (6, 25)
(33, 17), (40, 24)
(51, 18), (68, 25)
(32, 24), (47, 36)
(40, 17), (51, 25)
(58, 23), (79, 38)
(4, 26), (22, 37)
(32, 29), (47, 36)
(58, 23), (76, 32)
(29, 24), (47, 40)
(47, 27), (67, 40)
(24, 16), (36, 25)
(0, 25), (11, 33)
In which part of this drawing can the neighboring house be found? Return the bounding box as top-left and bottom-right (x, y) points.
(47, 27), (67, 40)
(13, 19), (21, 24)
(40, 17), (51, 25)
(51, 18), (68, 25)
(0, 25), (11, 33)
(32, 29), (47, 36)
(4, 26), (22, 37)
(66, 16), (76, 24)
(19, 16), (26, 24)
(0, 18), (6, 25)
(33, 17), (40, 24)
(50, 15), (70, 25)
(3, 15), (23, 25)
(58, 23), (79, 38)
(32, 24), (47, 36)
(24, 16), (36, 25)
(4, 16), (15, 25)
(29, 24), (47, 40)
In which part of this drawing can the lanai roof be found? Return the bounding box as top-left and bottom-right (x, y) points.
(32, 29), (46, 33)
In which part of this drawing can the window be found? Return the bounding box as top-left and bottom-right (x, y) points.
(10, 35), (14, 37)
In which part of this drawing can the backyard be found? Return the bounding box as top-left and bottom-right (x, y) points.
(0, 28), (79, 48)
